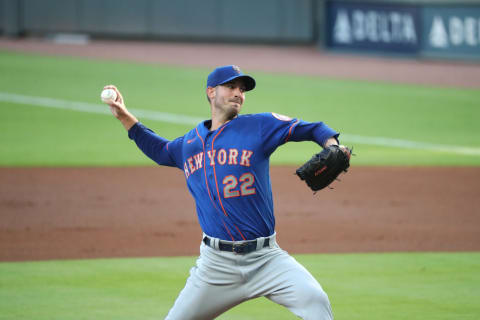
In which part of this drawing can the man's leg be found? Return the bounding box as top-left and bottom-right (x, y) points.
(165, 244), (246, 320)
(247, 248), (333, 320)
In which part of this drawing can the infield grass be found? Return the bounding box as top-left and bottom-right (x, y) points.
(0, 252), (479, 320)
(1, 51), (479, 166)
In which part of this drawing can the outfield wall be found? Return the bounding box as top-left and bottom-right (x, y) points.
(325, 0), (480, 60)
(0, 0), (315, 43)
(1, 0), (479, 60)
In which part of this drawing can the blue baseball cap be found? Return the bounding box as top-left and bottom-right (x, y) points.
(207, 65), (256, 91)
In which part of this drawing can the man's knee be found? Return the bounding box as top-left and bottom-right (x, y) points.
(306, 286), (330, 306)
(303, 287), (330, 306)
(300, 285), (333, 319)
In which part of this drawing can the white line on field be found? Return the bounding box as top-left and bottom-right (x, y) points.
(0, 92), (204, 125)
(1, 92), (479, 156)
(341, 134), (480, 156)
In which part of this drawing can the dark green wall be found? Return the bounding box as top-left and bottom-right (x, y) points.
(3, 0), (315, 43)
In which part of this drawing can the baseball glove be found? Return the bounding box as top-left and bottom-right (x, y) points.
(296, 145), (352, 192)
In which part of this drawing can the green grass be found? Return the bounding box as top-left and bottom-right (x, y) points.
(0, 252), (479, 319)
(1, 51), (479, 166)
(1, 51), (479, 320)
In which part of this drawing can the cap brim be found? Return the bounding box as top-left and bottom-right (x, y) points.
(219, 75), (256, 91)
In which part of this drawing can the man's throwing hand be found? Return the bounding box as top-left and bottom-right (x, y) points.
(101, 85), (138, 131)
(101, 85), (127, 119)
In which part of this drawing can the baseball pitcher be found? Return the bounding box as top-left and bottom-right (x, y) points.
(103, 65), (351, 320)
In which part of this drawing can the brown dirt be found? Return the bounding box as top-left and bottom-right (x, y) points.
(1, 167), (479, 262)
(1, 38), (479, 261)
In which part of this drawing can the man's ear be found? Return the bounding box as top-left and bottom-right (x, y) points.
(206, 87), (216, 101)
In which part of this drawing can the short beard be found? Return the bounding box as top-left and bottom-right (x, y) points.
(214, 97), (240, 121)
(225, 107), (238, 120)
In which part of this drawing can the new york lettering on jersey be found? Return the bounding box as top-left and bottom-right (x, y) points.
(182, 147), (253, 179)
(128, 112), (338, 241)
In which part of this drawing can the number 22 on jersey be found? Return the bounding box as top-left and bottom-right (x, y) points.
(223, 173), (256, 198)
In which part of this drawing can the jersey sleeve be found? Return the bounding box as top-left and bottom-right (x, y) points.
(128, 122), (184, 169)
(259, 112), (339, 156)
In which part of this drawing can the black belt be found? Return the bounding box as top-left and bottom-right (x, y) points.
(203, 236), (270, 254)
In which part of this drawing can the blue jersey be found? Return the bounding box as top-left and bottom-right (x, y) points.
(128, 112), (338, 241)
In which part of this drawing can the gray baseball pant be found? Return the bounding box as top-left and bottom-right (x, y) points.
(165, 233), (333, 320)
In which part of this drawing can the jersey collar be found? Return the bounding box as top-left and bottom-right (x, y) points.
(197, 117), (238, 137)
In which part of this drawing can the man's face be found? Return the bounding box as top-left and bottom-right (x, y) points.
(211, 79), (247, 120)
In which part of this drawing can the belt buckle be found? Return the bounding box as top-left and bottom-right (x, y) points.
(232, 242), (249, 254)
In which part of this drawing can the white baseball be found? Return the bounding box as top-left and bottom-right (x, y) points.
(101, 89), (117, 104)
